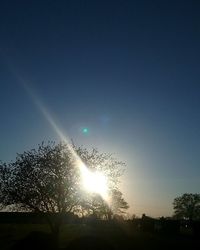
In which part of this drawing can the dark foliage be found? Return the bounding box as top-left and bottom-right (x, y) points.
(173, 193), (200, 221)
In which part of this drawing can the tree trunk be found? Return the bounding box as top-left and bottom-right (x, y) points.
(51, 224), (60, 249)
(46, 213), (63, 249)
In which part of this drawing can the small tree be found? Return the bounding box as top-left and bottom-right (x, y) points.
(173, 193), (200, 221)
(77, 190), (128, 220)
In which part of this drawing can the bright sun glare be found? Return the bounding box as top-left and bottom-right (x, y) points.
(79, 163), (108, 200)
(22, 81), (110, 202)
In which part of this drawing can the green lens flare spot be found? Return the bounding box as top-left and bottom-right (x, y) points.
(82, 128), (89, 134)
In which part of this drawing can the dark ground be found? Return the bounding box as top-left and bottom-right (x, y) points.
(0, 221), (199, 250)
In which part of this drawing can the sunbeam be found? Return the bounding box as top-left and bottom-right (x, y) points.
(17, 78), (111, 204)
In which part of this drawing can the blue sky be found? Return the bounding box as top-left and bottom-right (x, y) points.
(0, 0), (200, 217)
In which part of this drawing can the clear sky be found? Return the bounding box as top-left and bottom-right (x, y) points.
(0, 0), (200, 217)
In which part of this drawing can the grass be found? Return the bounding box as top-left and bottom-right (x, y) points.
(0, 222), (199, 250)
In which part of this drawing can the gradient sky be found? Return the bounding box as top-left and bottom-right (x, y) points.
(0, 0), (200, 217)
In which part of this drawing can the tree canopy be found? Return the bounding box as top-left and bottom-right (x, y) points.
(173, 193), (200, 221)
(0, 142), (128, 224)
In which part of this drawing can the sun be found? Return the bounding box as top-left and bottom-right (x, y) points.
(79, 162), (108, 200)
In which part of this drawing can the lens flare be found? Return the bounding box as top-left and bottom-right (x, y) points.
(82, 127), (89, 134)
(79, 162), (108, 200)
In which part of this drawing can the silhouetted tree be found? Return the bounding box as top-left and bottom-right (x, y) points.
(98, 189), (128, 220)
(0, 142), (80, 244)
(77, 189), (128, 220)
(173, 193), (200, 221)
(0, 141), (128, 241)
